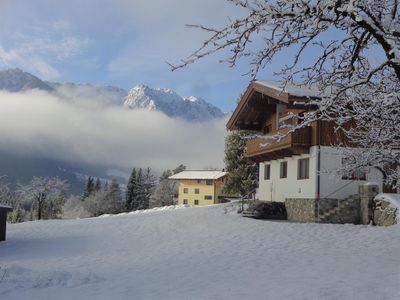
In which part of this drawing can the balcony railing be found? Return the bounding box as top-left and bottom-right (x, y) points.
(246, 127), (312, 159)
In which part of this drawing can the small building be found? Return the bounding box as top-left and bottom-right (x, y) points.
(169, 170), (228, 206)
(0, 205), (12, 242)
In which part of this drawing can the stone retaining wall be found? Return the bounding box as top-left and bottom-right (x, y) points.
(285, 198), (317, 223)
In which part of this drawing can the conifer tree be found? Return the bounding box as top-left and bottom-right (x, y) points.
(136, 168), (146, 210)
(142, 167), (156, 210)
(94, 178), (102, 192)
(82, 176), (95, 200)
(126, 168), (137, 211)
(224, 131), (258, 196)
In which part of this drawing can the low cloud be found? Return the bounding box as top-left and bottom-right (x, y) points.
(0, 90), (227, 172)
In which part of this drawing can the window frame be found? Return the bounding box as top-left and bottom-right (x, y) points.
(183, 188), (188, 194)
(194, 200), (199, 205)
(194, 188), (200, 194)
(205, 180), (213, 186)
(204, 195), (213, 200)
(264, 164), (271, 180)
(280, 161), (288, 178)
(297, 158), (309, 180)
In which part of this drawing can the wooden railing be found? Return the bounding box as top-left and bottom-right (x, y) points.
(246, 127), (312, 157)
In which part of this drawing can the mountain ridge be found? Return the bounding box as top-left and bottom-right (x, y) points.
(0, 68), (225, 122)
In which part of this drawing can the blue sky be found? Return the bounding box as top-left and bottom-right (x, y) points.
(0, 0), (278, 113)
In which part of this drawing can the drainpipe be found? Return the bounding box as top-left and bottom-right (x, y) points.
(316, 119), (321, 222)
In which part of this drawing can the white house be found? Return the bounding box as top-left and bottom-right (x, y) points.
(226, 80), (384, 202)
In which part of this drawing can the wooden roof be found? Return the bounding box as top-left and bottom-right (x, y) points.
(226, 81), (319, 131)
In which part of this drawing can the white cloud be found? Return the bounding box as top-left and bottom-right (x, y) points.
(0, 20), (91, 80)
(0, 90), (227, 171)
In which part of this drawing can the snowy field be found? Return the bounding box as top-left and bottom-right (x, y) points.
(1, 204), (400, 300)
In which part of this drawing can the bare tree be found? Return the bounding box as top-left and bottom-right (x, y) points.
(171, 0), (400, 185)
(18, 177), (67, 220)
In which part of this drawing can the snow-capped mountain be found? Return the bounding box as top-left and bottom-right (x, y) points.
(124, 85), (225, 122)
(0, 68), (52, 92)
(0, 68), (224, 121)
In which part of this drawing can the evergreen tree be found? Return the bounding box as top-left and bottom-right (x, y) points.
(135, 168), (146, 210)
(223, 131), (258, 196)
(126, 168), (137, 211)
(103, 181), (109, 192)
(94, 178), (102, 192)
(105, 179), (123, 212)
(142, 167), (156, 210)
(82, 176), (95, 200)
(173, 164), (186, 175)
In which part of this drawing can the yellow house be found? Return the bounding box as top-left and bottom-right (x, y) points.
(169, 170), (228, 206)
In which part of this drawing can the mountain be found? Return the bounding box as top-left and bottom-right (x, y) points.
(124, 85), (225, 122)
(0, 69), (224, 122)
(0, 68), (52, 92)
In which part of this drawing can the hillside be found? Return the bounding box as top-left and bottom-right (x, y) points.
(1, 204), (399, 300)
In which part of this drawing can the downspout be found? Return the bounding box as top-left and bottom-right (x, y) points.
(316, 119), (321, 222)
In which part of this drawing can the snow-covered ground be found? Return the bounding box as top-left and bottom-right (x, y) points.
(1, 204), (399, 300)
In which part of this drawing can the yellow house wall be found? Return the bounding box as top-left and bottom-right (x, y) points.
(177, 177), (227, 206)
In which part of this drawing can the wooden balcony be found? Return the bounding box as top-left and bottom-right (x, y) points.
(246, 127), (312, 162)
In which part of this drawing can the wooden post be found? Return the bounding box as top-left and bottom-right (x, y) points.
(0, 206), (13, 242)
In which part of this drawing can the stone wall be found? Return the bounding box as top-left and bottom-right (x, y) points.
(318, 196), (360, 224)
(285, 198), (317, 223)
(286, 197), (360, 224)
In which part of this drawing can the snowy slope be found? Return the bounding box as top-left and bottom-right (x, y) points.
(124, 85), (225, 122)
(0, 68), (52, 92)
(1, 204), (399, 300)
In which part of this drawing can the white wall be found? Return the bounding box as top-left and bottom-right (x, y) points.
(256, 146), (385, 202)
(319, 146), (383, 199)
(258, 147), (317, 202)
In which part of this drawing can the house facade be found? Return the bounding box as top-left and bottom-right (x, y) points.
(227, 80), (383, 203)
(169, 170), (227, 206)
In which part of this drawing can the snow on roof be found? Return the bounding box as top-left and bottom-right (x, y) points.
(255, 80), (323, 98)
(0, 204), (12, 211)
(169, 170), (227, 180)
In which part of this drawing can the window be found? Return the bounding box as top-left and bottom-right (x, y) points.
(194, 188), (200, 194)
(183, 188), (188, 194)
(264, 164), (271, 180)
(206, 180), (213, 185)
(197, 179), (202, 184)
(298, 158), (309, 179)
(280, 161), (287, 178)
(194, 200), (199, 205)
(183, 199), (188, 205)
(341, 158), (366, 180)
(204, 195), (212, 200)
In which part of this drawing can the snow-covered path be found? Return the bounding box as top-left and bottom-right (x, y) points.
(1, 204), (399, 300)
